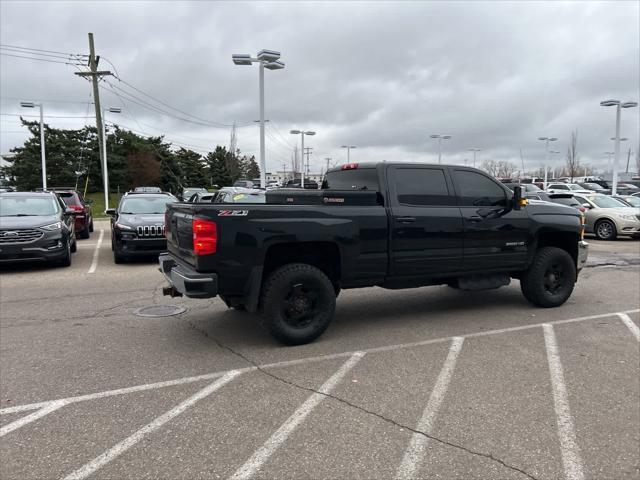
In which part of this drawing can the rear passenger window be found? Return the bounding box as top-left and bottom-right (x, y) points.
(323, 169), (379, 191)
(395, 168), (453, 206)
(454, 170), (507, 207)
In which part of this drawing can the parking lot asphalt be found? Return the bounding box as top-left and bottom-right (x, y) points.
(1, 220), (638, 480)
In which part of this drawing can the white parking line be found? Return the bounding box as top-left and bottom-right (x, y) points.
(230, 352), (365, 480)
(0, 400), (67, 438)
(61, 370), (241, 480)
(543, 324), (584, 480)
(618, 313), (640, 341)
(395, 337), (464, 480)
(87, 229), (104, 274)
(2, 309), (638, 419)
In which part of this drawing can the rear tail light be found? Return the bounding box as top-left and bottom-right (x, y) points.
(69, 205), (84, 212)
(192, 218), (217, 255)
(341, 163), (359, 170)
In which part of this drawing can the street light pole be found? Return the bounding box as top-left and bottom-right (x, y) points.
(600, 99), (638, 195)
(291, 130), (315, 188)
(430, 134), (452, 163)
(468, 148), (482, 168)
(538, 136), (558, 190)
(101, 107), (121, 210)
(258, 62), (266, 189)
(38, 103), (46, 190)
(232, 50), (285, 189)
(21, 102), (46, 189)
(341, 145), (356, 162)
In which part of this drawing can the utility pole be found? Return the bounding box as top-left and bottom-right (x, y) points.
(324, 157), (331, 175)
(75, 33), (112, 211)
(304, 147), (313, 176)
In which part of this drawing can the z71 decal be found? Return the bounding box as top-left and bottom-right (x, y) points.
(218, 210), (249, 217)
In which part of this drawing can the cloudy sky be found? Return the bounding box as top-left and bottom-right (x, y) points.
(1, 0), (638, 176)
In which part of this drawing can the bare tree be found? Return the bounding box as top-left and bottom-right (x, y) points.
(497, 160), (517, 178)
(480, 159), (499, 177)
(565, 130), (580, 181)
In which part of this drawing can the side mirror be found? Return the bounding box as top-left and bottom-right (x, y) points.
(582, 203), (592, 210)
(512, 186), (525, 211)
(105, 208), (117, 216)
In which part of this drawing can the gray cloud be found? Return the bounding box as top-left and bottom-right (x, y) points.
(1, 0), (638, 175)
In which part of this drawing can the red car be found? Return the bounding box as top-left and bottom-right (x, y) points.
(51, 188), (93, 239)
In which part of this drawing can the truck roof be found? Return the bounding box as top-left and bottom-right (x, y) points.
(325, 161), (474, 174)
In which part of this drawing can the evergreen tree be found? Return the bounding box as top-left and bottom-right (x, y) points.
(206, 146), (232, 187)
(244, 155), (260, 180)
(175, 148), (207, 187)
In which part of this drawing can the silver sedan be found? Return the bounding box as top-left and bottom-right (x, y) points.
(572, 194), (640, 240)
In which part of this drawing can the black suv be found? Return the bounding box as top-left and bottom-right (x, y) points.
(107, 192), (178, 263)
(0, 191), (77, 267)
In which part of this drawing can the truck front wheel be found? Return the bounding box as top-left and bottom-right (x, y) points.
(520, 247), (576, 308)
(261, 263), (336, 345)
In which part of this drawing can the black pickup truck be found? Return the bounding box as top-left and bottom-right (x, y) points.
(160, 162), (588, 345)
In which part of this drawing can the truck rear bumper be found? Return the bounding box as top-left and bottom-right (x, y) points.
(159, 253), (218, 298)
(577, 240), (588, 272)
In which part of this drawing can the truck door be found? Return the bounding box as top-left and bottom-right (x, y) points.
(451, 168), (529, 270)
(389, 165), (463, 276)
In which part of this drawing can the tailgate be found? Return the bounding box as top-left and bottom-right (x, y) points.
(166, 203), (197, 266)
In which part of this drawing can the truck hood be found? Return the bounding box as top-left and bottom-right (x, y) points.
(526, 200), (581, 217)
(119, 213), (165, 225)
(0, 214), (60, 229)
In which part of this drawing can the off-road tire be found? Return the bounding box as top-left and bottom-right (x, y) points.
(89, 219), (94, 232)
(521, 247), (576, 308)
(80, 226), (90, 239)
(70, 237), (77, 253)
(261, 263), (336, 345)
(594, 219), (617, 240)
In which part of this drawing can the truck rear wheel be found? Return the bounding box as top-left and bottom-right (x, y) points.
(520, 247), (576, 308)
(261, 263), (336, 345)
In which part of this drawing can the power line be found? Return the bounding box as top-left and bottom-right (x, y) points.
(0, 45), (85, 62)
(0, 52), (84, 66)
(0, 113), (95, 119)
(0, 43), (88, 58)
(1, 96), (92, 105)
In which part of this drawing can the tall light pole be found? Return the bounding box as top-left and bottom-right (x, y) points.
(20, 102), (46, 189)
(549, 150), (560, 179)
(290, 130), (315, 188)
(101, 107), (121, 210)
(604, 151), (614, 173)
(538, 136), (558, 190)
(341, 145), (357, 163)
(430, 134), (451, 164)
(600, 99), (638, 195)
(232, 50), (285, 188)
(468, 148), (482, 168)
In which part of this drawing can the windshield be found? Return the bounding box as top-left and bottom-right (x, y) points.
(119, 196), (177, 214)
(567, 184), (584, 191)
(553, 197), (580, 207)
(226, 192), (265, 203)
(184, 188), (207, 197)
(583, 183), (604, 190)
(620, 196), (640, 207)
(523, 184), (542, 192)
(590, 196), (630, 208)
(0, 196), (59, 216)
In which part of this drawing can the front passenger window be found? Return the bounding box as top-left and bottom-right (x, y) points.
(454, 170), (508, 207)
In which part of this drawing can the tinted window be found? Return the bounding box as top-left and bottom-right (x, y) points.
(0, 196), (59, 216)
(553, 197), (580, 207)
(58, 192), (80, 206)
(395, 168), (452, 206)
(323, 169), (379, 191)
(454, 170), (507, 207)
(550, 184), (569, 190)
